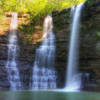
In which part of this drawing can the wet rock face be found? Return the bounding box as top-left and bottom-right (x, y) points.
(0, 34), (10, 90)
(96, 42), (100, 53)
(0, 35), (8, 60)
(80, 0), (100, 81)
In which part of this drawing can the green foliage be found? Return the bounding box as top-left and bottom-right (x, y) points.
(0, 0), (86, 26)
(95, 32), (100, 40)
(0, 0), (86, 15)
(0, 0), (86, 44)
(87, 0), (94, 5)
(26, 0), (86, 20)
(0, 10), (5, 20)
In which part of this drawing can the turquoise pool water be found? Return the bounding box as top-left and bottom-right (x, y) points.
(0, 91), (100, 100)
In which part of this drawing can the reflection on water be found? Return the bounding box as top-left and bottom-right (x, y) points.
(1, 91), (100, 100)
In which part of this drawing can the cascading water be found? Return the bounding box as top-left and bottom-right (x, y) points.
(31, 15), (56, 89)
(6, 12), (21, 90)
(65, 3), (84, 91)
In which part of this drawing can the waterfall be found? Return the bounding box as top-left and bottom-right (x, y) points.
(65, 3), (84, 91)
(6, 12), (21, 90)
(31, 15), (56, 89)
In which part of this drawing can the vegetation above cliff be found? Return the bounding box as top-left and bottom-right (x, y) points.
(0, 0), (86, 18)
(0, 0), (86, 44)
